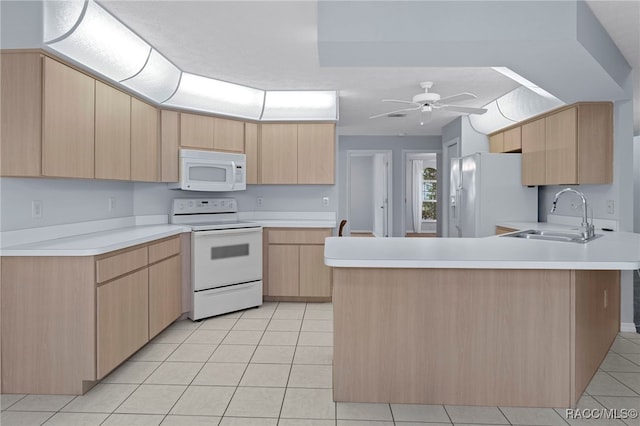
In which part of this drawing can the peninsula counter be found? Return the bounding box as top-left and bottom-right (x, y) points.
(324, 233), (640, 408)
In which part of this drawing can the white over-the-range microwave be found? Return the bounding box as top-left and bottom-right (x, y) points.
(170, 149), (246, 192)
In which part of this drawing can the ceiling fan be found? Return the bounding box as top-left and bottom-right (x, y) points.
(370, 82), (488, 125)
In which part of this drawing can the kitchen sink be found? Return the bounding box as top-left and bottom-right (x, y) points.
(500, 229), (602, 243)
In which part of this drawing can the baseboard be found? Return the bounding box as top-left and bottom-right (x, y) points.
(621, 322), (637, 333)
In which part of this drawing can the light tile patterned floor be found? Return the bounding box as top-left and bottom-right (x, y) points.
(1, 302), (640, 426)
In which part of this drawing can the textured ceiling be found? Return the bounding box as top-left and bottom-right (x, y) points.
(100, 0), (638, 136)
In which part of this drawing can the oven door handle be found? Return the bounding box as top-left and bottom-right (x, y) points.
(194, 227), (262, 237)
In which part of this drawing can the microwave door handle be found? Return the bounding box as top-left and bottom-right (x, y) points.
(230, 161), (236, 190)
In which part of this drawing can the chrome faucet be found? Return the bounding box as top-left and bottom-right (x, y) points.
(550, 188), (595, 240)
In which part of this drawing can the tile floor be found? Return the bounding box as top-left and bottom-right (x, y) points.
(1, 301), (640, 426)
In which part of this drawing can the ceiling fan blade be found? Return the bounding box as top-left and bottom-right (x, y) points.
(381, 99), (419, 106)
(369, 106), (421, 119)
(440, 105), (488, 115)
(437, 92), (477, 104)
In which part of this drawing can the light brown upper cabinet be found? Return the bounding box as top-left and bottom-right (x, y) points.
(245, 122), (259, 184)
(180, 113), (214, 150)
(131, 98), (159, 182)
(42, 56), (95, 179)
(259, 123), (335, 184)
(521, 103), (612, 185)
(160, 110), (179, 182)
(260, 123), (299, 184)
(297, 123), (336, 184)
(521, 118), (546, 185)
(95, 81), (131, 180)
(213, 117), (245, 153)
(1, 52), (42, 177)
(489, 127), (521, 153)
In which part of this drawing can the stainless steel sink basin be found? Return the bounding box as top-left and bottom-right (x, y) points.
(500, 229), (602, 243)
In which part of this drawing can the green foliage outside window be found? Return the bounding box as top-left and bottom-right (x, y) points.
(422, 167), (437, 220)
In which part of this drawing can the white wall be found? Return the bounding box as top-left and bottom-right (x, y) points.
(0, 178), (134, 231)
(634, 136), (640, 234)
(0, 0), (43, 49)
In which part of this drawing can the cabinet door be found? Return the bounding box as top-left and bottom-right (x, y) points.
(260, 124), (298, 184)
(95, 81), (131, 180)
(577, 103), (613, 184)
(267, 245), (299, 296)
(213, 117), (245, 153)
(149, 255), (182, 339)
(180, 113), (214, 149)
(545, 107), (577, 185)
(245, 122), (259, 184)
(299, 245), (331, 297)
(489, 133), (504, 153)
(503, 127), (521, 152)
(1, 52), (42, 177)
(42, 57), (95, 178)
(97, 269), (149, 379)
(297, 123), (335, 184)
(160, 110), (179, 182)
(521, 118), (545, 185)
(131, 98), (159, 182)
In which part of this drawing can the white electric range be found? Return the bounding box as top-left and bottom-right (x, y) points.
(170, 198), (263, 320)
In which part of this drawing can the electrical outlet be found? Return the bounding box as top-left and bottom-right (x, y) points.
(257, 197), (263, 207)
(606, 200), (614, 214)
(322, 196), (329, 206)
(108, 197), (116, 212)
(32, 200), (42, 218)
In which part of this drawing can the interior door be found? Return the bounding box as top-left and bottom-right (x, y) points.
(372, 153), (388, 237)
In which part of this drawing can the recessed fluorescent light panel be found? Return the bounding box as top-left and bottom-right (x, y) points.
(261, 91), (338, 121)
(121, 49), (181, 103)
(46, 0), (150, 82)
(492, 67), (558, 99)
(164, 73), (265, 120)
(43, 0), (86, 43)
(468, 99), (517, 134)
(496, 86), (564, 122)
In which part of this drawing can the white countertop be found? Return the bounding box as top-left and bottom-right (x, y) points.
(324, 232), (640, 270)
(1, 225), (190, 256)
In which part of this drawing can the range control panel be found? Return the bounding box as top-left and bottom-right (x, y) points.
(171, 198), (237, 215)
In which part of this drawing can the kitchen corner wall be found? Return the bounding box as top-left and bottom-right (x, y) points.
(337, 135), (443, 237)
(0, 178), (134, 232)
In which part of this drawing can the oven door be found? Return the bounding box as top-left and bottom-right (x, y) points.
(192, 227), (262, 291)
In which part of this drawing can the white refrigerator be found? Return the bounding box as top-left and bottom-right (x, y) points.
(448, 152), (538, 238)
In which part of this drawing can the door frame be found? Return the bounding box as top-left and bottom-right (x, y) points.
(401, 150), (441, 236)
(346, 150), (392, 237)
(442, 138), (460, 238)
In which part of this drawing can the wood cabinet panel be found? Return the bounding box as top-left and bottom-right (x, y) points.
(521, 118), (545, 185)
(180, 113), (214, 149)
(42, 57), (95, 178)
(95, 81), (131, 180)
(1, 257), (95, 395)
(1, 52), (42, 177)
(503, 127), (521, 152)
(545, 107), (577, 185)
(577, 103), (613, 184)
(489, 133), (504, 153)
(214, 117), (245, 152)
(299, 245), (331, 297)
(245, 122), (259, 184)
(148, 255), (182, 338)
(267, 228), (331, 245)
(495, 226), (518, 235)
(160, 110), (179, 182)
(148, 236), (180, 264)
(131, 98), (159, 182)
(96, 247), (148, 284)
(97, 268), (149, 378)
(297, 123), (335, 184)
(267, 245), (299, 296)
(260, 123), (298, 184)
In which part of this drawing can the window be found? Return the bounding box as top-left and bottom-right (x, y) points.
(422, 167), (437, 220)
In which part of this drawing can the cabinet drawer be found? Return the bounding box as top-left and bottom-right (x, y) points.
(96, 246), (148, 284)
(148, 236), (180, 264)
(267, 228), (331, 245)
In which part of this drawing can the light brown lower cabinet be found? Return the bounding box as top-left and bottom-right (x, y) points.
(1, 235), (182, 395)
(264, 228), (332, 301)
